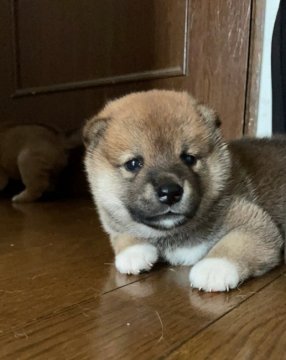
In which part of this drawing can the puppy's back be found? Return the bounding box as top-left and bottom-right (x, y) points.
(229, 136), (286, 232)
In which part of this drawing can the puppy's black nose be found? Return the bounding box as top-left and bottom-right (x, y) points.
(157, 183), (183, 205)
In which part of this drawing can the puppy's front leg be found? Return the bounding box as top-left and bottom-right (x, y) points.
(111, 234), (158, 275)
(189, 229), (282, 292)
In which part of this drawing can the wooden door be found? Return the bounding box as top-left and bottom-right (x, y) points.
(1, 0), (252, 139)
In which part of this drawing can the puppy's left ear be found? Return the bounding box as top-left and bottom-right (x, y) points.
(82, 116), (109, 148)
(197, 104), (221, 129)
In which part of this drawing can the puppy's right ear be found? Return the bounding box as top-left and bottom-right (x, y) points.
(82, 117), (109, 148)
(197, 104), (221, 129)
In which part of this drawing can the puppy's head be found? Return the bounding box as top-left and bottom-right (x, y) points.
(84, 90), (230, 238)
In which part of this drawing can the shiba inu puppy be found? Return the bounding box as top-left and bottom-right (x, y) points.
(84, 90), (285, 292)
(0, 124), (81, 202)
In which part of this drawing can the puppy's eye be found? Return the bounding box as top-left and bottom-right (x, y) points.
(180, 153), (197, 166)
(124, 158), (144, 172)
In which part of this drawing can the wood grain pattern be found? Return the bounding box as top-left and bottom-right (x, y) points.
(14, 0), (188, 91)
(167, 272), (286, 360)
(0, 268), (284, 360)
(0, 200), (148, 331)
(1, 0), (252, 140)
(0, 199), (284, 359)
(244, 0), (266, 136)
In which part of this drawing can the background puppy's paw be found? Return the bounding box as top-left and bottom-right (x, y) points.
(115, 244), (158, 275)
(189, 258), (240, 292)
(12, 190), (41, 203)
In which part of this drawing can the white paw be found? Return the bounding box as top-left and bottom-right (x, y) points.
(115, 244), (158, 275)
(189, 258), (240, 292)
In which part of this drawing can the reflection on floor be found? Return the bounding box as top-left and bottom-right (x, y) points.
(0, 199), (285, 359)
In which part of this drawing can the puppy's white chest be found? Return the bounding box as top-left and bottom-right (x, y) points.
(163, 242), (210, 266)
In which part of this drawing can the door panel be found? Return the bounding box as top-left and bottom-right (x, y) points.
(1, 0), (251, 139)
(15, 0), (188, 94)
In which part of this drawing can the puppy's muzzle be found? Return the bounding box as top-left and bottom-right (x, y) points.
(157, 182), (183, 206)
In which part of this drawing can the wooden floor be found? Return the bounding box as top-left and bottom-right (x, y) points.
(0, 198), (285, 360)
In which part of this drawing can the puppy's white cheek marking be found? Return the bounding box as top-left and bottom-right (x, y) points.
(164, 243), (209, 266)
(115, 244), (158, 275)
(93, 170), (128, 215)
(189, 258), (240, 292)
(181, 181), (192, 202)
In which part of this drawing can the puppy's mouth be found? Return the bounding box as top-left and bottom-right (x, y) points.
(132, 210), (188, 230)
